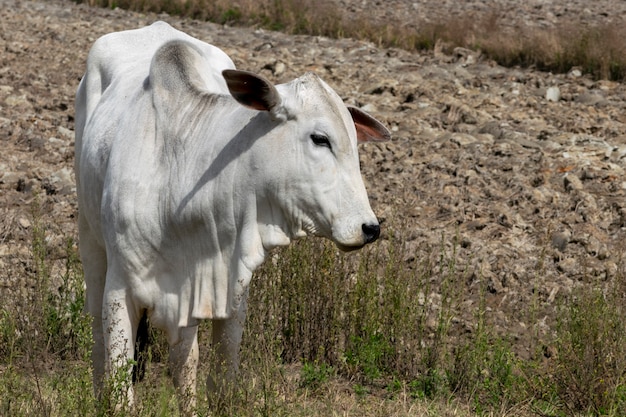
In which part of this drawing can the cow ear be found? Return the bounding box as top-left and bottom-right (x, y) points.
(348, 106), (391, 142)
(223, 70), (283, 113)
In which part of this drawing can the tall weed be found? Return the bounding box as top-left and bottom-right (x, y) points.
(28, 199), (92, 361)
(550, 284), (626, 415)
(0, 199), (92, 414)
(447, 282), (520, 411)
(247, 231), (466, 389)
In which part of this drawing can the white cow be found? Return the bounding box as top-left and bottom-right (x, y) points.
(75, 21), (390, 414)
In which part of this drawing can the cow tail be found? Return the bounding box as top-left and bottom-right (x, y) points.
(133, 311), (150, 383)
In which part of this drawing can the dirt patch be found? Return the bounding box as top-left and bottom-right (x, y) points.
(1, 0), (625, 360)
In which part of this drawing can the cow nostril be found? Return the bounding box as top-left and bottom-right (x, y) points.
(362, 223), (380, 244)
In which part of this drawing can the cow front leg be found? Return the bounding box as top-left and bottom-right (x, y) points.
(208, 293), (248, 398)
(102, 287), (138, 412)
(169, 325), (199, 416)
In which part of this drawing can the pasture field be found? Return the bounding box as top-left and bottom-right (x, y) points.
(1, 0), (626, 415)
(3, 215), (626, 416)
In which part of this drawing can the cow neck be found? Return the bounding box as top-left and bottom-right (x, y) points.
(158, 104), (276, 322)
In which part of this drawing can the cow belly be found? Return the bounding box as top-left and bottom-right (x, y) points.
(148, 291), (200, 344)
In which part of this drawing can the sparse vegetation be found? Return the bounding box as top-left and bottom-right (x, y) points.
(547, 284), (626, 415)
(72, 0), (626, 81)
(1, 205), (625, 416)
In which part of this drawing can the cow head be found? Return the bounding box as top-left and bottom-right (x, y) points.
(223, 69), (390, 251)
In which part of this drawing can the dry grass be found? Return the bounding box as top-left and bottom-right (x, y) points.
(76, 0), (344, 36)
(74, 0), (626, 81)
(470, 21), (626, 80)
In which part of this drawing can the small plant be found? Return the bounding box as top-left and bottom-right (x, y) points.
(98, 358), (137, 415)
(300, 360), (334, 390)
(52, 366), (95, 416)
(353, 383), (369, 397)
(44, 238), (92, 360)
(220, 7), (242, 24)
(345, 333), (393, 382)
(0, 308), (18, 363)
(409, 369), (447, 400)
(449, 335), (518, 410)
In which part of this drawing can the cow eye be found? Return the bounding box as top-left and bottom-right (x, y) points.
(310, 133), (331, 149)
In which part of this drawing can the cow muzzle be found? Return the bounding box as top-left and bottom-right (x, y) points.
(334, 221), (381, 252)
(362, 223), (381, 244)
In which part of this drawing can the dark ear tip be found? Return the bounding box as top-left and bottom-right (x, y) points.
(222, 70), (281, 112)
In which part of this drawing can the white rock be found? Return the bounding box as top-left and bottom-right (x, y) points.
(57, 126), (73, 139)
(6, 94), (30, 107)
(569, 69), (582, 78)
(50, 167), (73, 187)
(563, 173), (583, 192)
(273, 61), (285, 76)
(360, 103), (377, 113)
(450, 133), (477, 146)
(546, 86), (560, 102)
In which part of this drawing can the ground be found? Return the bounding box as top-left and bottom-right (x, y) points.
(1, 0), (625, 376)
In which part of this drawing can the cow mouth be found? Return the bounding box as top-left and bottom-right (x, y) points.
(335, 242), (366, 252)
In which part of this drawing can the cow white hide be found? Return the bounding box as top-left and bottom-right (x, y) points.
(75, 21), (390, 415)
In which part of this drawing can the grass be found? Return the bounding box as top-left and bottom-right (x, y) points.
(72, 0), (626, 81)
(1, 202), (626, 416)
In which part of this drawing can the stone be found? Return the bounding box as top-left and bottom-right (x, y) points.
(563, 174), (583, 192)
(557, 258), (578, 274)
(5, 94), (31, 107)
(551, 231), (570, 252)
(18, 218), (31, 229)
(545, 86), (561, 102)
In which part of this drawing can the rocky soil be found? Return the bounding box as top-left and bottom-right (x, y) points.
(340, 0), (626, 29)
(1, 0), (625, 359)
